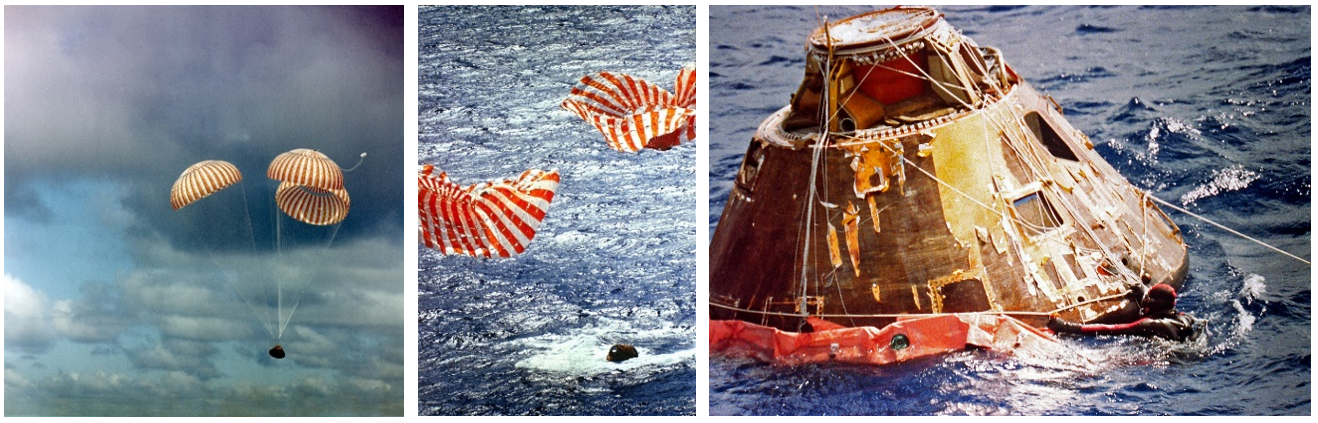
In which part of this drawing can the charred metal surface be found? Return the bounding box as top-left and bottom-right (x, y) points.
(710, 6), (1188, 332)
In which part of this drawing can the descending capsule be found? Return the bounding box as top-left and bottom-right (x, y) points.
(267, 148), (344, 190)
(171, 160), (242, 210)
(418, 164), (560, 258)
(562, 64), (697, 152)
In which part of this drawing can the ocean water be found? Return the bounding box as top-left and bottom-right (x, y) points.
(709, 6), (1310, 415)
(416, 5), (696, 415)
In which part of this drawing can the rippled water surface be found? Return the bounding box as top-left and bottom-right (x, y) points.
(417, 5), (696, 416)
(709, 5), (1310, 415)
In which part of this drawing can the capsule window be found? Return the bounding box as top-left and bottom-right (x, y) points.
(1013, 191), (1063, 232)
(735, 141), (766, 193)
(1024, 111), (1079, 162)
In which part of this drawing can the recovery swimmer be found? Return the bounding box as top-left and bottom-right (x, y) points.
(1048, 283), (1200, 342)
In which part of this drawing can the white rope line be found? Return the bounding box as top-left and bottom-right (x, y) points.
(780, 15), (1192, 324)
(1147, 195), (1310, 265)
(1140, 192), (1150, 276)
(818, 48), (1148, 284)
(710, 289), (1129, 320)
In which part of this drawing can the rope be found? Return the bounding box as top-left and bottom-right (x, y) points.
(709, 289), (1129, 320)
(1147, 195), (1311, 265)
(767, 14), (1168, 328)
(1140, 192), (1150, 277)
(341, 152), (368, 172)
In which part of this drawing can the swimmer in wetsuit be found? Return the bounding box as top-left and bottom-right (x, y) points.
(1048, 283), (1198, 342)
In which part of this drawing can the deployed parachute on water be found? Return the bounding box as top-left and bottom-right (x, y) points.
(171, 149), (364, 359)
(562, 64), (697, 152)
(418, 164), (560, 258)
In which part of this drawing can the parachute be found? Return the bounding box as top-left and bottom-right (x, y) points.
(170, 160), (242, 210)
(418, 164), (560, 257)
(267, 148), (345, 190)
(267, 149), (355, 226)
(562, 64), (697, 152)
(274, 182), (351, 226)
(171, 149), (362, 356)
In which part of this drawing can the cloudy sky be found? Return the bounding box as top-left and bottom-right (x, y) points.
(4, 6), (405, 416)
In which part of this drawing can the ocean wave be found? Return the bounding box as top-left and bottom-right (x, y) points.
(1179, 164), (1261, 206)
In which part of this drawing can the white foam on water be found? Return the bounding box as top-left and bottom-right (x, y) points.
(1179, 164), (1260, 205)
(1231, 273), (1266, 337)
(1239, 273), (1267, 303)
(513, 318), (693, 377)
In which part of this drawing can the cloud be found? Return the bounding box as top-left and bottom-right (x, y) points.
(4, 366), (403, 416)
(2, 184), (54, 223)
(4, 274), (57, 353)
(125, 339), (223, 380)
(4, 5), (405, 247)
(51, 282), (134, 343)
(3, 6), (404, 415)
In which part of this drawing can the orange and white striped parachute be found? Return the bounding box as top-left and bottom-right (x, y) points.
(267, 148), (344, 190)
(266, 148), (356, 226)
(562, 64), (697, 152)
(274, 181), (351, 226)
(171, 160), (243, 210)
(418, 164), (560, 258)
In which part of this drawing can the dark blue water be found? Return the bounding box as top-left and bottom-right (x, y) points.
(710, 6), (1310, 415)
(417, 6), (696, 415)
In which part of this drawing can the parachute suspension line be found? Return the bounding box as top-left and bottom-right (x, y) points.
(1140, 191), (1150, 278)
(857, 28), (1151, 286)
(793, 17), (834, 320)
(1147, 195), (1311, 265)
(239, 181), (259, 260)
(237, 182), (276, 340)
(275, 198), (284, 340)
(341, 152), (368, 172)
(280, 219), (344, 339)
(204, 239), (277, 340)
(323, 220), (345, 250)
(278, 295), (300, 340)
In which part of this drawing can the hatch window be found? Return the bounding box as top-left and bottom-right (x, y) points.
(1024, 112), (1079, 162)
(735, 141), (766, 193)
(1013, 191), (1063, 232)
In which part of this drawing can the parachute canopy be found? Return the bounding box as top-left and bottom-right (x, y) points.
(274, 181), (351, 226)
(562, 64), (697, 152)
(418, 164), (560, 258)
(267, 148), (353, 226)
(267, 148), (345, 190)
(171, 160), (242, 210)
(173, 149), (354, 227)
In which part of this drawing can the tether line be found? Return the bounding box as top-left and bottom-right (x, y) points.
(1148, 195), (1310, 265)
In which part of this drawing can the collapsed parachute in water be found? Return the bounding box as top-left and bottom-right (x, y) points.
(418, 164), (560, 257)
(562, 64), (697, 152)
(710, 314), (1058, 366)
(171, 160), (243, 210)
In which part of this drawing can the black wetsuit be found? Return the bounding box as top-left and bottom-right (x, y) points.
(1049, 310), (1197, 341)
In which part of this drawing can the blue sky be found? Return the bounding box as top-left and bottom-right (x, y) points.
(4, 6), (404, 416)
